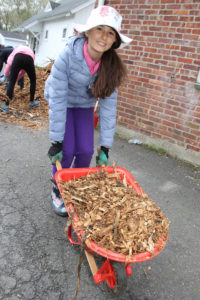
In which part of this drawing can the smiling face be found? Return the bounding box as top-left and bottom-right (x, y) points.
(85, 25), (117, 62)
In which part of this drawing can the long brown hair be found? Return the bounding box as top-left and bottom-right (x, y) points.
(92, 47), (127, 99)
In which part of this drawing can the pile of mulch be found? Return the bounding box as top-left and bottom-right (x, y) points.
(58, 169), (170, 256)
(0, 61), (54, 129)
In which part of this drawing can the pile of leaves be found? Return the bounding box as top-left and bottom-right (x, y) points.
(0, 62), (54, 129)
(58, 169), (170, 256)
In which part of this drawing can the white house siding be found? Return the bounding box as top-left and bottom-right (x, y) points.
(35, 3), (95, 66)
(0, 33), (26, 73)
(36, 17), (71, 66)
(0, 33), (5, 45)
(4, 38), (27, 48)
(0, 32), (26, 48)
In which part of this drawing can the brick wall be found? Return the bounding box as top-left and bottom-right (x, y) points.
(105, 0), (200, 154)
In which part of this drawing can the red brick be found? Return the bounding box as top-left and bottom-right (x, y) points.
(180, 16), (194, 22)
(177, 28), (192, 34)
(184, 64), (198, 71)
(181, 46), (196, 52)
(192, 29), (200, 35)
(185, 122), (199, 130)
(164, 16), (178, 21)
(186, 145), (200, 151)
(157, 21), (170, 26)
(189, 10), (200, 16)
(173, 10), (189, 15)
(183, 34), (199, 40)
(178, 57), (193, 64)
(106, 0), (200, 153)
(183, 132), (197, 139)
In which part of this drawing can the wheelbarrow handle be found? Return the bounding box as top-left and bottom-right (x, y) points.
(56, 160), (62, 171)
(68, 224), (81, 245)
(55, 159), (98, 276)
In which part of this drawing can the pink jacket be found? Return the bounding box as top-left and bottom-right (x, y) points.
(4, 45), (35, 81)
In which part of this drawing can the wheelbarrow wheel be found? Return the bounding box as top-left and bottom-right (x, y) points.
(105, 261), (128, 296)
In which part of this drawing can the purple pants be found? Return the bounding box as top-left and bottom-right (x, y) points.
(52, 107), (94, 176)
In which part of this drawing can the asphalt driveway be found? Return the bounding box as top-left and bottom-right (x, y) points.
(0, 121), (199, 300)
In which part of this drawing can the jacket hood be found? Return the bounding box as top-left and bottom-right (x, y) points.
(66, 35), (86, 61)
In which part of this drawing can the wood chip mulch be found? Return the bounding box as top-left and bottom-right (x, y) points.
(0, 62), (54, 129)
(57, 169), (170, 256)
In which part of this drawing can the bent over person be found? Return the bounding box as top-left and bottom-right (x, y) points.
(0, 45), (39, 113)
(0, 45), (24, 89)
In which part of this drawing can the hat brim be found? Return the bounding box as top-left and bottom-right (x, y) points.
(73, 23), (132, 45)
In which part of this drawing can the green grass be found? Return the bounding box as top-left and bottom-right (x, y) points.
(142, 143), (167, 155)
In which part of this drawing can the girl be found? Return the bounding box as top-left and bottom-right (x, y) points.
(45, 5), (132, 216)
(0, 45), (39, 113)
(0, 46), (24, 91)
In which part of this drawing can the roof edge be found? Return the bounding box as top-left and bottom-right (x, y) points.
(71, 0), (96, 14)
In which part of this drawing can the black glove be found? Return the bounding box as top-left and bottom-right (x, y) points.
(101, 146), (109, 158)
(48, 141), (63, 165)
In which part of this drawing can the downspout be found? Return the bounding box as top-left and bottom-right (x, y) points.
(98, 0), (105, 6)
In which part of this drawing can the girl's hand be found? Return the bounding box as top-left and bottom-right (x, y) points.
(48, 141), (63, 165)
(96, 146), (109, 166)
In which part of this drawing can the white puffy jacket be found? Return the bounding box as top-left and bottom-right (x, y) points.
(44, 35), (118, 147)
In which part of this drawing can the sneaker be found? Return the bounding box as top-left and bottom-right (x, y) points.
(29, 100), (40, 108)
(0, 75), (6, 84)
(0, 103), (9, 113)
(51, 182), (68, 217)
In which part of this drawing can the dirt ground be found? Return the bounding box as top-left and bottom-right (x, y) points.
(0, 62), (53, 130)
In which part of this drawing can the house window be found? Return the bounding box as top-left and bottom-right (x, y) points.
(45, 30), (48, 39)
(62, 28), (67, 38)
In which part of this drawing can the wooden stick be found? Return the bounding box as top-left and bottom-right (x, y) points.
(55, 160), (98, 277)
(56, 160), (62, 171)
(84, 249), (98, 276)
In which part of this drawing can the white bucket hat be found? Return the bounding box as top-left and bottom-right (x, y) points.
(73, 6), (132, 47)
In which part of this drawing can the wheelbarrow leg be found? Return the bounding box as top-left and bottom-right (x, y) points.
(56, 161), (98, 278)
(84, 250), (98, 276)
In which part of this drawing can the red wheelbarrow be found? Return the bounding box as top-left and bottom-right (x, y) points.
(55, 162), (168, 295)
